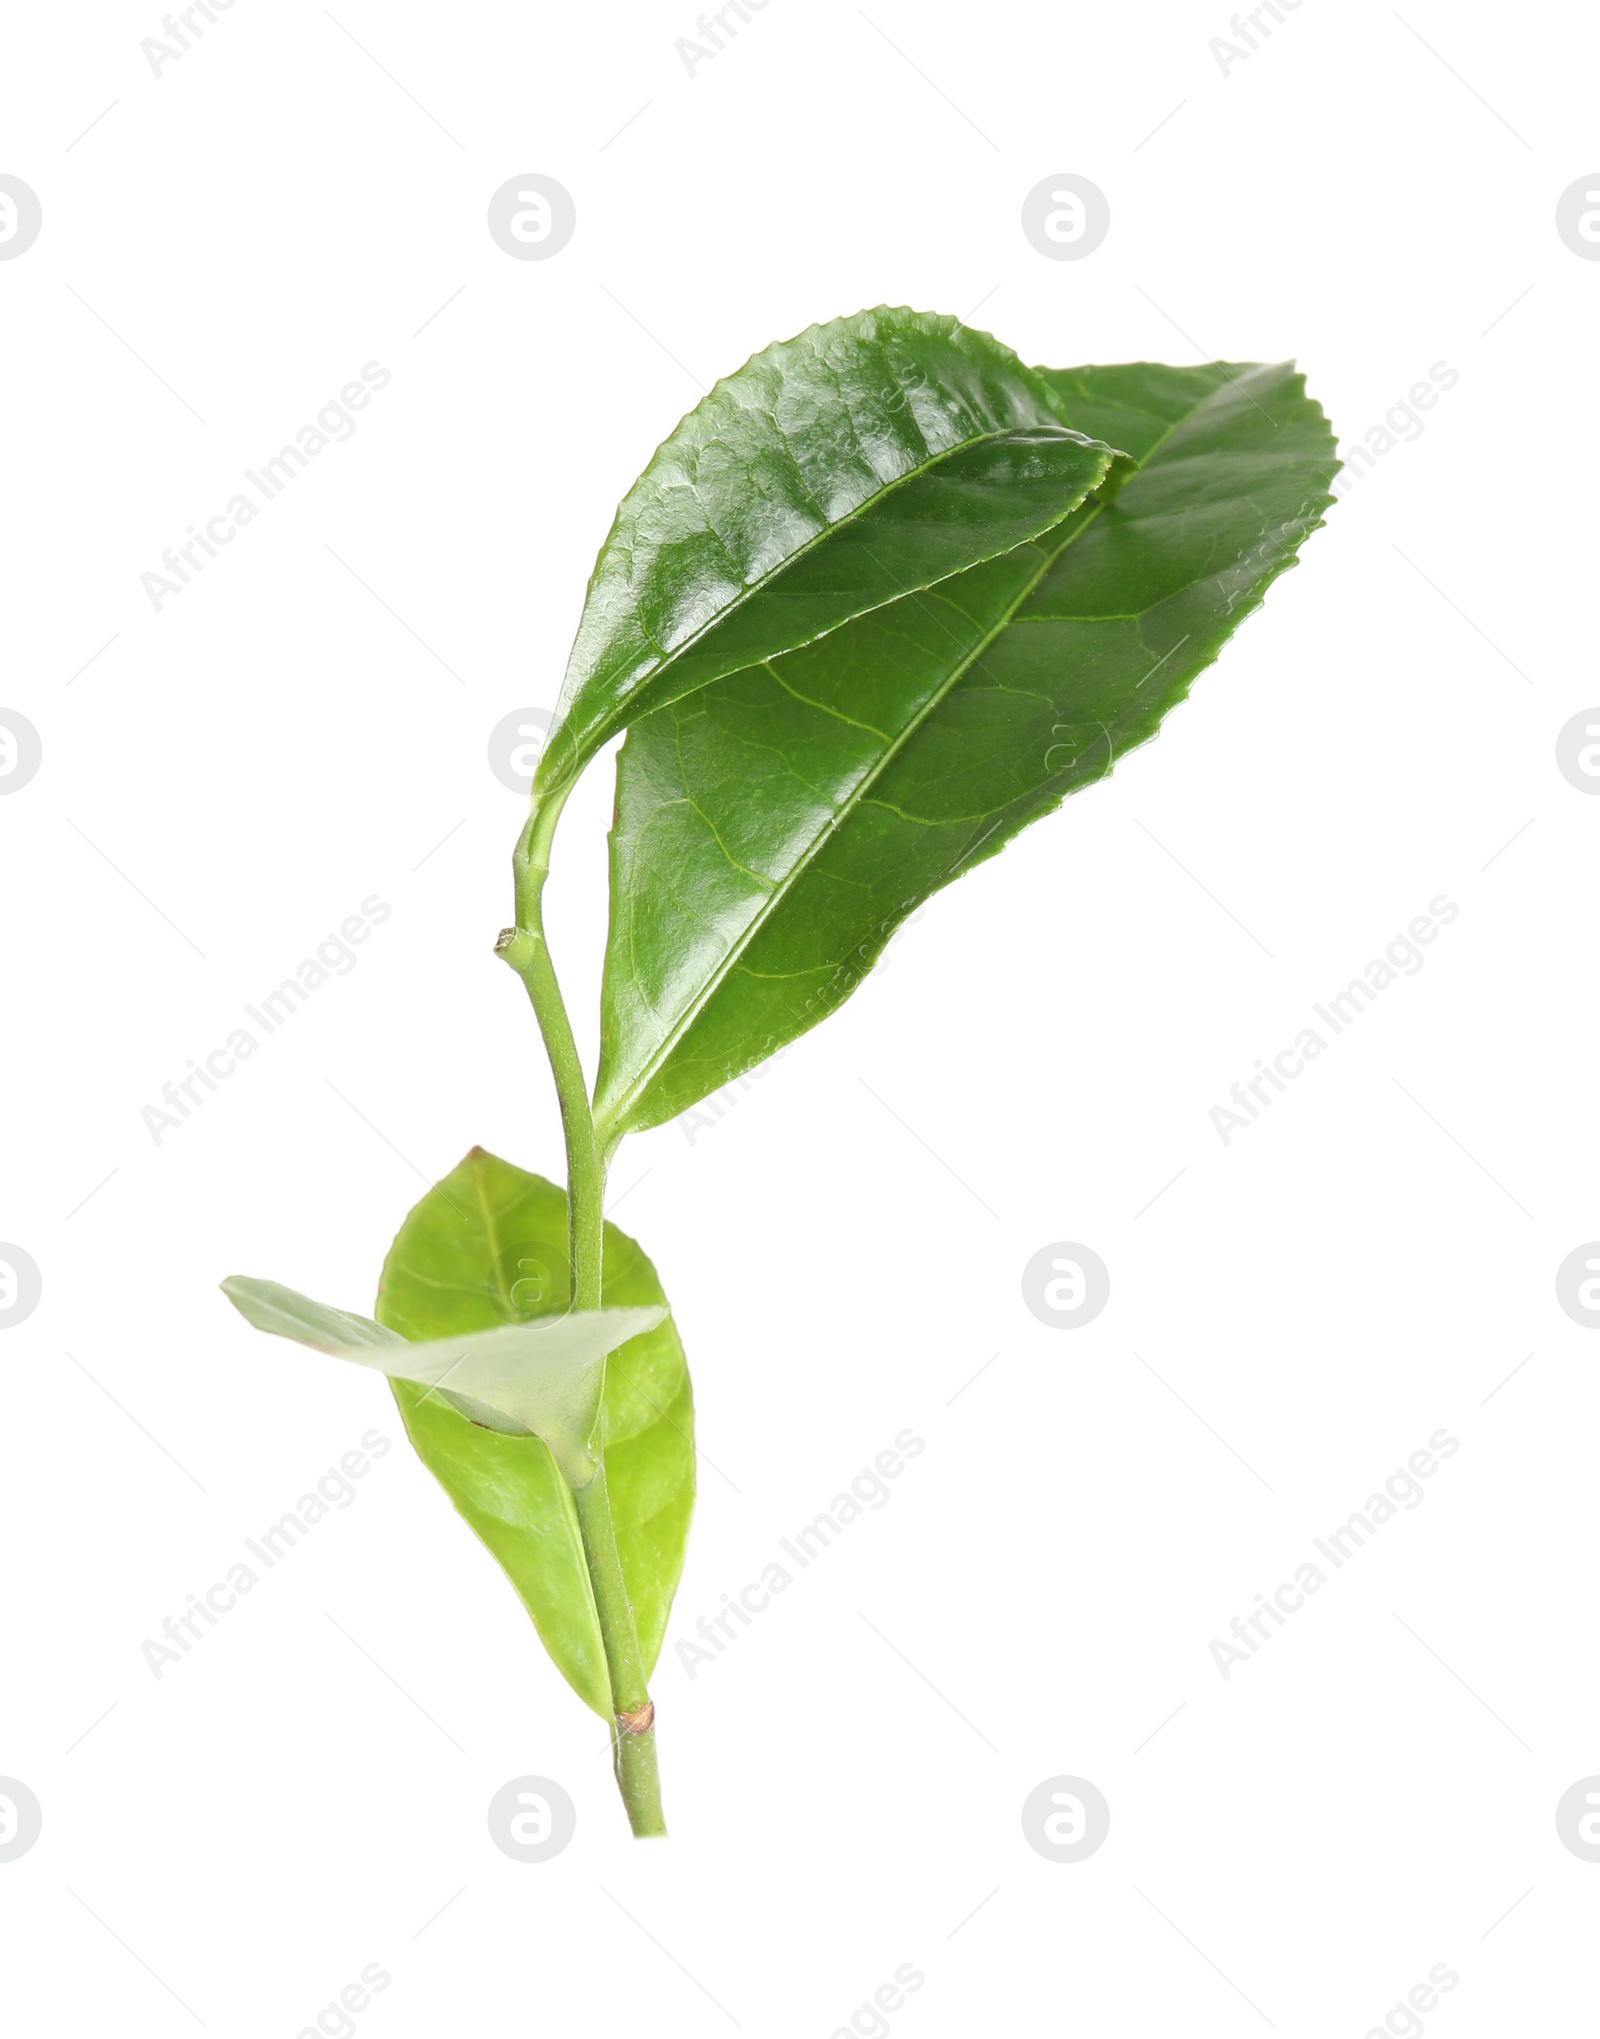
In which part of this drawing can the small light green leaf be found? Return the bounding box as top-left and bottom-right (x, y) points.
(595, 358), (1338, 1139)
(373, 1149), (694, 1719)
(219, 1274), (661, 1487)
(218, 1277), (407, 1354)
(535, 307), (1120, 790)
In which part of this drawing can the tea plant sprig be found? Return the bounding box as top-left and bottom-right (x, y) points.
(225, 310), (1337, 1837)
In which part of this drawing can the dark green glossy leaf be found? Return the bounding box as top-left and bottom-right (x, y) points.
(595, 360), (1338, 1139)
(535, 308), (1120, 791)
(374, 1149), (694, 1718)
(219, 1274), (661, 1483)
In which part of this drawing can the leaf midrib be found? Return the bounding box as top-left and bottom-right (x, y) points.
(469, 1160), (520, 1322)
(598, 379), (1236, 1138)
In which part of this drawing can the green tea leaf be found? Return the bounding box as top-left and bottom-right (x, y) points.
(595, 360), (1338, 1139)
(219, 1274), (661, 1484)
(220, 1278), (406, 1354)
(373, 1149), (694, 1718)
(536, 308), (1120, 790)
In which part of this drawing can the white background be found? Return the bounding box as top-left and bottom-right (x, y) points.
(3, 1), (1597, 2032)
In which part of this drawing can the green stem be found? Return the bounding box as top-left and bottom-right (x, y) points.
(507, 788), (606, 1309)
(574, 1468), (666, 1835)
(499, 787), (666, 1839)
